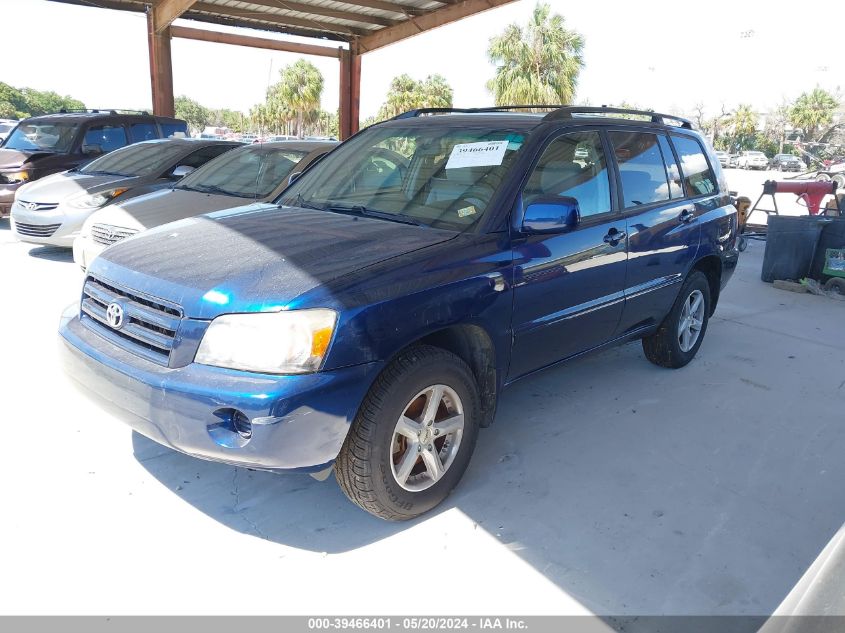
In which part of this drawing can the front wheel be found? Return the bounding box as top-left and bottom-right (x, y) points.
(335, 345), (481, 520)
(642, 271), (711, 369)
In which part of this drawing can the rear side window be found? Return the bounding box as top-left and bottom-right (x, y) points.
(608, 131), (671, 207)
(523, 131), (611, 218)
(83, 125), (128, 152)
(130, 123), (158, 143)
(160, 122), (188, 138)
(178, 144), (237, 169)
(657, 135), (684, 198)
(672, 135), (717, 197)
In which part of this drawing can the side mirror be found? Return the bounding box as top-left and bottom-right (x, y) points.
(522, 196), (581, 234)
(81, 144), (103, 156)
(171, 165), (195, 178)
(288, 171), (302, 185)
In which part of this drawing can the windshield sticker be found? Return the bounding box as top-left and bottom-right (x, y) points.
(446, 141), (508, 169)
(457, 205), (477, 218)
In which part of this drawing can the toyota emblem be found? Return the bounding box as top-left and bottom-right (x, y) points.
(106, 302), (124, 329)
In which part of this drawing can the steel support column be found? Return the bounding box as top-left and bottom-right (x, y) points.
(339, 45), (361, 140)
(147, 10), (175, 117)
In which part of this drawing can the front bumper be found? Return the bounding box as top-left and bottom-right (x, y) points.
(10, 199), (92, 247)
(0, 183), (20, 217)
(72, 234), (106, 270)
(60, 312), (382, 472)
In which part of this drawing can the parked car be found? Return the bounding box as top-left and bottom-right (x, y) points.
(0, 110), (187, 218)
(714, 150), (730, 167)
(737, 150), (768, 170)
(60, 106), (738, 520)
(769, 154), (804, 172)
(73, 140), (335, 270)
(10, 138), (239, 248)
(0, 119), (18, 143)
(728, 154), (739, 168)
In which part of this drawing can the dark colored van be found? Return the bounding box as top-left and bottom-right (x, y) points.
(0, 109), (187, 217)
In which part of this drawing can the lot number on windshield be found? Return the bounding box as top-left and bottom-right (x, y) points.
(445, 141), (508, 169)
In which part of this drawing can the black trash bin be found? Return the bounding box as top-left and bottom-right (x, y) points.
(761, 216), (828, 283)
(809, 218), (845, 280)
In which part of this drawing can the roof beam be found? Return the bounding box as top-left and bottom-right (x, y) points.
(171, 25), (342, 58)
(153, 0), (197, 33)
(356, 0), (516, 52)
(240, 0), (398, 27)
(332, 0), (427, 15)
(190, 2), (370, 37)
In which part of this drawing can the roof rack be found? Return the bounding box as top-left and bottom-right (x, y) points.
(392, 105), (566, 119)
(56, 108), (151, 115)
(391, 105), (694, 129)
(543, 106), (693, 129)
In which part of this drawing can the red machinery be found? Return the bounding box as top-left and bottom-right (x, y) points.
(756, 180), (838, 216)
(738, 180), (840, 251)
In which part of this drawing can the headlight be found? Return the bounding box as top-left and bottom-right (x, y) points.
(195, 308), (337, 374)
(68, 188), (128, 209)
(2, 170), (30, 184)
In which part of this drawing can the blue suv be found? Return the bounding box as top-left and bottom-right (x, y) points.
(60, 106), (739, 520)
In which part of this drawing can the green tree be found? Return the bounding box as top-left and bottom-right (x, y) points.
(727, 104), (758, 151)
(275, 60), (324, 137)
(486, 2), (584, 107)
(376, 74), (454, 120)
(0, 82), (85, 118)
(174, 95), (210, 133)
(789, 87), (839, 142)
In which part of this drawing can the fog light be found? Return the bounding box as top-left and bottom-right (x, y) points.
(209, 407), (252, 448)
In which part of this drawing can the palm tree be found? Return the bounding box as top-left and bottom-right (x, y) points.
(379, 74), (424, 119)
(277, 60), (324, 137)
(728, 104), (758, 151)
(486, 2), (584, 107)
(790, 88), (839, 142)
(420, 74), (453, 108)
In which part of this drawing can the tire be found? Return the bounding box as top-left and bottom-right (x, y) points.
(833, 174), (845, 190)
(824, 277), (845, 295)
(642, 271), (712, 369)
(335, 344), (481, 520)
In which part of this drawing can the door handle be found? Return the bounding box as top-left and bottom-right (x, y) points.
(678, 208), (695, 223)
(603, 228), (627, 244)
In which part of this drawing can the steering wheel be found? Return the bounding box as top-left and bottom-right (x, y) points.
(444, 185), (491, 219)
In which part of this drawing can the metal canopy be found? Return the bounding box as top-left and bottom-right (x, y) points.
(46, 0), (517, 137)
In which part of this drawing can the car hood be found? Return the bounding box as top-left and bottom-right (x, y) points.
(90, 204), (458, 319)
(15, 171), (146, 203)
(87, 188), (252, 232)
(0, 148), (54, 169)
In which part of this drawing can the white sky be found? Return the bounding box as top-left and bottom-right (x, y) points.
(2, 0), (843, 121)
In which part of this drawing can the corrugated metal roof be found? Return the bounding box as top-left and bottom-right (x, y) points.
(48, 0), (455, 42)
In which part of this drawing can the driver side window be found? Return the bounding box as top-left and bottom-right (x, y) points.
(523, 131), (611, 218)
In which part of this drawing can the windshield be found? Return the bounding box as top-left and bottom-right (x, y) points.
(79, 141), (188, 177)
(3, 121), (78, 152)
(178, 146), (307, 198)
(749, 152), (765, 157)
(280, 125), (526, 231)
(0, 123), (15, 135)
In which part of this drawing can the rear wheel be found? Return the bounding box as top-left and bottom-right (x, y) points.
(832, 174), (845, 190)
(335, 345), (481, 520)
(642, 271), (711, 369)
(824, 277), (845, 296)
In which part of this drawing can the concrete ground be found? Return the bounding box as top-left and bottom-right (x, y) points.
(1, 168), (844, 616)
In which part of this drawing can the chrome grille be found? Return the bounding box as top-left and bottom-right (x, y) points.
(16, 200), (59, 212)
(14, 222), (61, 237)
(90, 223), (139, 246)
(80, 276), (182, 366)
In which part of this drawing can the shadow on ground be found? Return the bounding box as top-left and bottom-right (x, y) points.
(134, 291), (845, 615)
(26, 245), (74, 262)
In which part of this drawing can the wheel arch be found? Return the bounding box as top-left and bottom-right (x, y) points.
(691, 254), (722, 315)
(407, 324), (499, 428)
